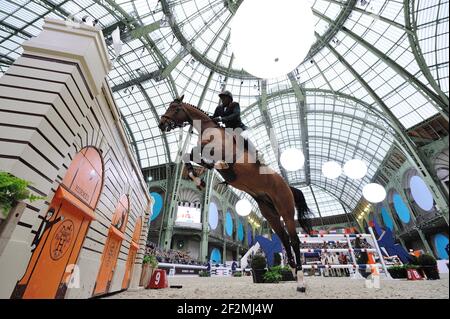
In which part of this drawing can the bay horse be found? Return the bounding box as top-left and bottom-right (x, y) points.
(159, 96), (312, 292)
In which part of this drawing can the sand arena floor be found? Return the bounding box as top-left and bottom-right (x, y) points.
(106, 274), (449, 299)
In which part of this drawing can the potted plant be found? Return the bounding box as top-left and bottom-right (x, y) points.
(388, 265), (407, 279)
(265, 265), (295, 282)
(409, 255), (419, 266)
(280, 265), (295, 281)
(140, 254), (158, 287)
(418, 254), (440, 280)
(251, 254), (267, 283)
(263, 268), (282, 283)
(199, 270), (211, 277)
(0, 172), (44, 221)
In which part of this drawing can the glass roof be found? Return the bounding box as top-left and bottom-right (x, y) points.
(0, 0), (448, 216)
(301, 185), (347, 217)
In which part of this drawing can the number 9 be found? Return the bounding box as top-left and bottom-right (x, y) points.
(155, 272), (161, 285)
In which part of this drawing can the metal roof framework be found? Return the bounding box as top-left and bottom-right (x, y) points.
(0, 0), (448, 219)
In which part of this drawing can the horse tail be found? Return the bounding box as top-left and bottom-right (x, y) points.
(290, 186), (313, 235)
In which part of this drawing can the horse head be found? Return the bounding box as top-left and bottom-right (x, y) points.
(158, 95), (191, 132)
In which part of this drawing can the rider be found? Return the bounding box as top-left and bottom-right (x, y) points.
(212, 90), (265, 166)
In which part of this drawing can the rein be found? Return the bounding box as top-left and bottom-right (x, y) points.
(162, 102), (219, 130)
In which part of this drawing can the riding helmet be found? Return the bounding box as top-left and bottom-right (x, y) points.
(218, 90), (233, 101)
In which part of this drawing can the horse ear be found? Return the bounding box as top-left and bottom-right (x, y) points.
(180, 94), (185, 102)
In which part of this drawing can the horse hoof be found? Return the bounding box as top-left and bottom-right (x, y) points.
(297, 287), (306, 293)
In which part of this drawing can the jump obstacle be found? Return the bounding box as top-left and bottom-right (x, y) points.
(158, 228), (392, 279)
(241, 227), (392, 280)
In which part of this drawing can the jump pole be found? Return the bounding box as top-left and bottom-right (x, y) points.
(368, 227), (392, 279)
(346, 234), (364, 279)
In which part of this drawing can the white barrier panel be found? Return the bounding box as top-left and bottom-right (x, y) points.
(158, 263), (207, 276)
(158, 263), (207, 270)
(301, 240), (352, 244)
(302, 264), (383, 269)
(296, 228), (391, 279)
(300, 249), (376, 253)
(211, 267), (231, 276)
(298, 234), (372, 238)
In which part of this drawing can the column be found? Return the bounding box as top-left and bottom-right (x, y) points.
(199, 171), (213, 262)
(223, 241), (227, 265)
(161, 128), (193, 250)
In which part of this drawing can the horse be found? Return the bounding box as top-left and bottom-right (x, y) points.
(158, 96), (312, 292)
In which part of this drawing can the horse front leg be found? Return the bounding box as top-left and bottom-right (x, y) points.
(184, 146), (218, 190)
(185, 162), (205, 190)
(291, 237), (306, 292)
(184, 148), (208, 190)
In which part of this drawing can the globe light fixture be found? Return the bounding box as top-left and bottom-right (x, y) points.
(230, 0), (315, 79)
(322, 161), (342, 179)
(236, 199), (252, 217)
(280, 148), (305, 171)
(362, 183), (387, 203)
(343, 159), (367, 179)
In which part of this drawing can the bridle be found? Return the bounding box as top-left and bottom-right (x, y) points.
(160, 102), (193, 130)
(161, 100), (220, 132)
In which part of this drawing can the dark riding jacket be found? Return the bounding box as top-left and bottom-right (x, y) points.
(213, 102), (247, 130)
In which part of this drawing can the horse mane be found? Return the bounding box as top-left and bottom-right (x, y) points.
(182, 102), (212, 118)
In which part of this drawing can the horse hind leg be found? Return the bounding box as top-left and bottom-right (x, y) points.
(285, 218), (306, 293)
(256, 199), (295, 268)
(270, 218), (295, 268)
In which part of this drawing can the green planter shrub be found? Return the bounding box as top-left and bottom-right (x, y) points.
(388, 265), (407, 279)
(409, 255), (420, 266)
(268, 265), (282, 273)
(418, 254), (440, 280)
(263, 269), (282, 283)
(140, 255), (158, 287)
(0, 172), (44, 219)
(251, 254), (267, 283)
(267, 265), (295, 282)
(250, 254), (267, 270)
(199, 270), (211, 277)
(418, 254), (437, 266)
(143, 254), (158, 268)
